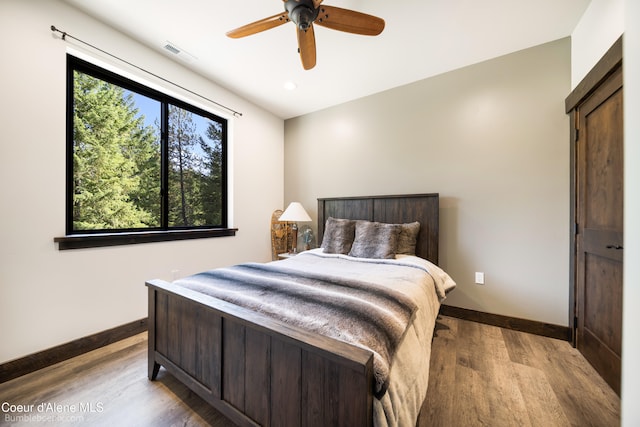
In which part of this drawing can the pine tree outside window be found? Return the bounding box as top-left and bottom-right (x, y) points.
(58, 55), (232, 249)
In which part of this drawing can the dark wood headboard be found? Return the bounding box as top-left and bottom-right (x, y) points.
(317, 193), (439, 265)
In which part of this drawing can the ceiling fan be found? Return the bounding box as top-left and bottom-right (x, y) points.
(226, 0), (385, 70)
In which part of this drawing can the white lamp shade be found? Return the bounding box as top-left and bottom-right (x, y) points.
(279, 202), (312, 222)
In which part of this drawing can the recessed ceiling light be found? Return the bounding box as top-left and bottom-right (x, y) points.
(284, 81), (297, 91)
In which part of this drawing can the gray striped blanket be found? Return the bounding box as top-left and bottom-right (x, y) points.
(174, 260), (422, 398)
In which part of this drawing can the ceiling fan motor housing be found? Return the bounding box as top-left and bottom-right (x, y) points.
(284, 0), (319, 31)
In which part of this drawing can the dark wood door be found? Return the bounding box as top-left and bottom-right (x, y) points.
(575, 65), (623, 395)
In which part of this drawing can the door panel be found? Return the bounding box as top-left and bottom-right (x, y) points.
(575, 65), (623, 395)
(583, 253), (623, 353)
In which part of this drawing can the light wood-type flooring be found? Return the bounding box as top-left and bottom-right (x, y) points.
(0, 316), (620, 426)
(420, 316), (619, 426)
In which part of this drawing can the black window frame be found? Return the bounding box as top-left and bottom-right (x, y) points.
(55, 55), (236, 250)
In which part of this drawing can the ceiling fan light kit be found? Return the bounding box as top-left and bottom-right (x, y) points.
(226, 0), (385, 70)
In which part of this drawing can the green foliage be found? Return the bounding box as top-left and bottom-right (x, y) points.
(200, 121), (224, 225)
(167, 106), (224, 227)
(73, 72), (160, 230)
(72, 71), (224, 231)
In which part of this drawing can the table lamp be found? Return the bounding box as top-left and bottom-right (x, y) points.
(279, 202), (312, 253)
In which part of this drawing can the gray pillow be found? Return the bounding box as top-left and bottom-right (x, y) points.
(321, 217), (356, 254)
(396, 222), (421, 255)
(348, 221), (401, 259)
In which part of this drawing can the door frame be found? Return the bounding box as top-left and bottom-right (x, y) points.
(565, 36), (623, 346)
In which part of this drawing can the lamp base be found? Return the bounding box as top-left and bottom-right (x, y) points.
(290, 223), (298, 253)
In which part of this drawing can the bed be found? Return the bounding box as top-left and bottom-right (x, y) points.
(146, 193), (455, 427)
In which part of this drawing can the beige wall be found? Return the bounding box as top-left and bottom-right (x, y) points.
(0, 0), (284, 363)
(285, 38), (570, 326)
(571, 0), (624, 88)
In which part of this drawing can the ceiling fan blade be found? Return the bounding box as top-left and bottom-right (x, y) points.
(314, 5), (384, 36)
(226, 12), (290, 38)
(297, 25), (317, 70)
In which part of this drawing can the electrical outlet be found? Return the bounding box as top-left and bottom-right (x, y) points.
(475, 272), (485, 285)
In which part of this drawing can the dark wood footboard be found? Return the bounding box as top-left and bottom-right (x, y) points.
(147, 279), (374, 427)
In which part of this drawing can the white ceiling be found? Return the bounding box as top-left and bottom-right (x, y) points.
(63, 0), (590, 119)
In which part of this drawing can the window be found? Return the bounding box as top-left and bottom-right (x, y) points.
(56, 56), (234, 249)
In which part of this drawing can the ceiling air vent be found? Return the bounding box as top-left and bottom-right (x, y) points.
(164, 43), (181, 55)
(163, 41), (196, 62)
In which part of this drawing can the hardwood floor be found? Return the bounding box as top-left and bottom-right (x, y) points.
(0, 334), (236, 427)
(420, 316), (619, 427)
(0, 316), (619, 426)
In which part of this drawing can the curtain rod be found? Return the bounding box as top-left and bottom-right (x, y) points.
(50, 25), (243, 118)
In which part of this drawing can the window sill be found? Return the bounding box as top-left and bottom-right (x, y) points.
(54, 228), (238, 250)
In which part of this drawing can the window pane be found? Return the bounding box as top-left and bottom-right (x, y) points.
(167, 104), (224, 227)
(72, 71), (161, 231)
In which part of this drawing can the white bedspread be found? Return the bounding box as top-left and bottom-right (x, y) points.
(291, 249), (456, 300)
